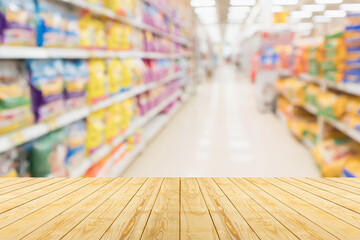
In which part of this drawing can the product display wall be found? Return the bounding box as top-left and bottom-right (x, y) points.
(275, 13), (360, 178)
(0, 0), (195, 177)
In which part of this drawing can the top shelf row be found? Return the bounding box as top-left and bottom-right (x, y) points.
(58, 0), (193, 47)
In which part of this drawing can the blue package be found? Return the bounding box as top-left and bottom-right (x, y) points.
(36, 0), (65, 47)
(344, 69), (360, 83)
(0, 0), (36, 46)
(27, 59), (65, 121)
(65, 120), (86, 168)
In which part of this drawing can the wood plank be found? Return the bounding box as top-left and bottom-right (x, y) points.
(0, 178), (19, 184)
(311, 178), (360, 195)
(0, 178), (92, 229)
(247, 178), (360, 239)
(215, 178), (297, 240)
(328, 178), (360, 189)
(61, 178), (147, 240)
(0, 178), (34, 189)
(230, 178), (337, 240)
(279, 178), (360, 213)
(297, 178), (360, 204)
(100, 178), (163, 240)
(266, 178), (360, 228)
(0, 178), (64, 203)
(197, 178), (259, 240)
(13, 178), (128, 240)
(0, 178), (51, 196)
(0, 178), (77, 212)
(141, 178), (180, 240)
(180, 178), (218, 240)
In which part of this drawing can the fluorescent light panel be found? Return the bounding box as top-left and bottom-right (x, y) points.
(301, 4), (325, 12)
(340, 4), (360, 12)
(230, 0), (256, 6)
(291, 11), (312, 19)
(315, 0), (343, 4)
(313, 15), (331, 22)
(272, 5), (284, 12)
(190, 0), (215, 7)
(272, 0), (298, 5)
(324, 10), (346, 18)
(228, 6), (251, 13)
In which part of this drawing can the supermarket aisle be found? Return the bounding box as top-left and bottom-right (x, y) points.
(123, 65), (320, 177)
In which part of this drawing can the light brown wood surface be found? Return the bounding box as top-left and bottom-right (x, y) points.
(0, 177), (359, 240)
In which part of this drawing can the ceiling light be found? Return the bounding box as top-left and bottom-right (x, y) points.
(340, 4), (360, 12)
(291, 11), (312, 19)
(230, 0), (256, 6)
(190, 0), (216, 7)
(313, 15), (332, 22)
(301, 4), (325, 12)
(228, 6), (251, 13)
(324, 10), (346, 18)
(296, 22), (314, 30)
(272, 5), (284, 12)
(272, 0), (298, 5)
(315, 0), (343, 4)
(227, 14), (247, 19)
(194, 7), (217, 15)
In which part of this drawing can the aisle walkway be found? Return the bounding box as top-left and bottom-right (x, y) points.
(123, 65), (320, 177)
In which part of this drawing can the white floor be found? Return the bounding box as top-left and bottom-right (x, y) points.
(123, 65), (320, 177)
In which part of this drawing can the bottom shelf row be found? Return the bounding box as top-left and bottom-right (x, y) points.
(276, 96), (360, 178)
(0, 87), (192, 178)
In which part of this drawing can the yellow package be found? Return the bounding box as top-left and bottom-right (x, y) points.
(93, 18), (106, 49)
(88, 59), (107, 104)
(105, 0), (126, 16)
(342, 156), (360, 177)
(107, 59), (121, 95)
(342, 113), (360, 131)
(120, 25), (132, 50)
(106, 21), (122, 50)
(317, 92), (347, 119)
(79, 13), (94, 48)
(120, 98), (134, 131)
(132, 59), (145, 86)
(86, 109), (105, 156)
(105, 103), (121, 142)
(121, 59), (133, 90)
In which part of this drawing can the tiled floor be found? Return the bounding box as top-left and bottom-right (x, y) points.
(123, 65), (320, 177)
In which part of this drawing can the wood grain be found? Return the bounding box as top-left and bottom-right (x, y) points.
(62, 178), (147, 240)
(266, 178), (360, 227)
(197, 178), (259, 240)
(231, 178), (337, 240)
(0, 178), (114, 239)
(311, 178), (360, 195)
(297, 178), (360, 203)
(248, 178), (360, 239)
(141, 178), (180, 240)
(180, 178), (219, 240)
(0, 178), (33, 189)
(215, 178), (297, 240)
(327, 178), (360, 189)
(100, 178), (163, 240)
(0, 178), (91, 228)
(22, 178), (130, 240)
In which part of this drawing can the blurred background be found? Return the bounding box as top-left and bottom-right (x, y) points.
(1, 0), (360, 178)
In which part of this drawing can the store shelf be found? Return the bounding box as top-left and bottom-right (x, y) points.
(302, 104), (318, 115)
(70, 90), (182, 177)
(278, 68), (292, 77)
(0, 71), (185, 154)
(110, 94), (188, 177)
(299, 73), (320, 84)
(324, 117), (360, 144)
(326, 81), (360, 97)
(56, 0), (192, 47)
(0, 47), (191, 60)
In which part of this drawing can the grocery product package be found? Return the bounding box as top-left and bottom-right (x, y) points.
(88, 59), (107, 104)
(79, 12), (106, 49)
(30, 129), (68, 177)
(27, 59), (65, 121)
(0, 0), (36, 46)
(313, 137), (360, 177)
(65, 120), (86, 169)
(121, 59), (133, 91)
(107, 59), (121, 95)
(105, 103), (121, 142)
(85, 109), (105, 155)
(63, 60), (88, 109)
(120, 98), (134, 131)
(342, 156), (360, 177)
(0, 61), (34, 134)
(0, 149), (18, 177)
(317, 92), (347, 120)
(36, 0), (65, 47)
(106, 21), (122, 50)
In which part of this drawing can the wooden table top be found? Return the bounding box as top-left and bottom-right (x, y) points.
(0, 177), (359, 239)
